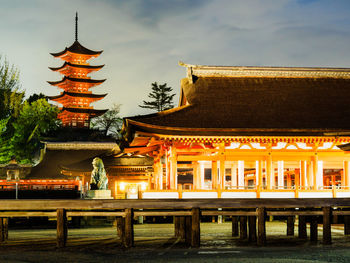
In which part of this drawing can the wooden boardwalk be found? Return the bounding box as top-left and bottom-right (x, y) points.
(1, 198), (350, 248)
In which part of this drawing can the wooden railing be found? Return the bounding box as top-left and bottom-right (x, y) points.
(1, 198), (350, 248)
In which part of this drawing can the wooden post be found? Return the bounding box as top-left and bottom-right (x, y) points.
(257, 207), (266, 245)
(174, 216), (180, 237)
(191, 208), (200, 248)
(212, 160), (218, 190)
(57, 208), (67, 248)
(298, 215), (307, 239)
(239, 216), (247, 240)
(3, 218), (8, 241)
(248, 216), (257, 243)
(287, 216), (294, 236)
(344, 215), (350, 235)
(310, 216), (318, 242)
(232, 216), (239, 237)
(185, 216), (192, 246)
(0, 218), (3, 242)
(323, 207), (332, 245)
(124, 208), (134, 248)
(179, 216), (186, 239)
(266, 154), (272, 190)
(116, 217), (125, 239)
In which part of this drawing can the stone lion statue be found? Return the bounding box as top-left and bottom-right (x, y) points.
(90, 157), (108, 190)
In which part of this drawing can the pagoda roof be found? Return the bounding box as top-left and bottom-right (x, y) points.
(61, 107), (108, 115)
(124, 65), (350, 137)
(48, 76), (106, 86)
(48, 91), (107, 100)
(49, 62), (104, 71)
(50, 40), (103, 57)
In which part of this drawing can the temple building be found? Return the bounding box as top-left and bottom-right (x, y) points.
(122, 63), (350, 199)
(48, 13), (107, 128)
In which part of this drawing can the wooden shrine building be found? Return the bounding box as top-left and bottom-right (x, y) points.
(48, 13), (107, 128)
(122, 63), (350, 199)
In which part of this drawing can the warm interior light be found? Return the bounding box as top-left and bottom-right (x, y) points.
(141, 182), (147, 191)
(119, 182), (126, 191)
(130, 187), (137, 194)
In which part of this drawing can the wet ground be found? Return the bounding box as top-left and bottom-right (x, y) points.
(1, 222), (350, 262)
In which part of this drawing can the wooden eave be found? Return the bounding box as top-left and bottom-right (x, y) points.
(49, 62), (104, 72)
(47, 77), (106, 86)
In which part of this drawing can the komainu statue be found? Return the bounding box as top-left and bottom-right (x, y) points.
(90, 157), (108, 190)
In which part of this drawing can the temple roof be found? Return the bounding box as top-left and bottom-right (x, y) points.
(47, 76), (106, 86)
(50, 41), (103, 57)
(125, 66), (350, 137)
(48, 91), (107, 100)
(49, 62), (104, 71)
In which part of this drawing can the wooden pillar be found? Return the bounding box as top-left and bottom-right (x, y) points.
(239, 216), (247, 240)
(248, 216), (257, 242)
(307, 160), (313, 189)
(191, 208), (200, 248)
(300, 160), (306, 189)
(309, 216), (318, 242)
(158, 160), (163, 190)
(174, 216), (180, 237)
(231, 162), (237, 189)
(298, 216), (307, 239)
(57, 208), (67, 248)
(193, 161), (200, 190)
(257, 207), (266, 245)
(323, 207), (332, 245)
(238, 160), (245, 189)
(344, 215), (350, 235)
(124, 208), (134, 248)
(185, 216), (192, 246)
(0, 218), (4, 242)
(287, 216), (294, 236)
(2, 218), (8, 241)
(344, 161), (350, 188)
(232, 216), (239, 237)
(212, 160), (218, 190)
(219, 159), (225, 190)
(117, 217), (125, 240)
(170, 146), (177, 190)
(266, 154), (272, 190)
(277, 160), (284, 189)
(179, 216), (186, 239)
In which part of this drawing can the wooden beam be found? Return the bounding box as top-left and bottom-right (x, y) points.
(344, 215), (350, 235)
(323, 207), (332, 245)
(56, 208), (67, 248)
(202, 211), (257, 216)
(68, 211), (125, 217)
(257, 207), (266, 246)
(191, 208), (200, 248)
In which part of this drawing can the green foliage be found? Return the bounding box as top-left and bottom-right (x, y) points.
(139, 82), (176, 112)
(90, 103), (123, 138)
(0, 99), (60, 164)
(0, 56), (24, 119)
(26, 93), (47, 104)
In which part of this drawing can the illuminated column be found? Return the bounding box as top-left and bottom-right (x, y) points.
(344, 161), (350, 187)
(231, 162), (238, 189)
(315, 160), (323, 189)
(266, 154), (273, 190)
(169, 146), (177, 190)
(238, 160), (245, 189)
(212, 160), (218, 190)
(200, 162), (205, 189)
(307, 160), (313, 189)
(153, 160), (159, 190)
(158, 161), (163, 190)
(277, 161), (284, 189)
(219, 159), (225, 190)
(300, 160), (306, 188)
(193, 161), (200, 190)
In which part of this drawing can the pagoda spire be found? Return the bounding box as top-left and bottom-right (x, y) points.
(75, 12), (78, 41)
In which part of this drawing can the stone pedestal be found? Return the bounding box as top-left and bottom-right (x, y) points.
(85, 190), (113, 199)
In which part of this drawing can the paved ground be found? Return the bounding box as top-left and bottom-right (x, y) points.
(1, 222), (350, 262)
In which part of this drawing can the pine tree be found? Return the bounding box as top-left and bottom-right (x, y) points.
(139, 82), (175, 112)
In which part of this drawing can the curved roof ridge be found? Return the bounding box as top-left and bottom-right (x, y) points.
(49, 62), (104, 71)
(51, 40), (103, 57)
(47, 76), (106, 85)
(127, 104), (192, 120)
(48, 92), (107, 100)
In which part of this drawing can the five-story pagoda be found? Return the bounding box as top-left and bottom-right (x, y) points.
(48, 13), (107, 128)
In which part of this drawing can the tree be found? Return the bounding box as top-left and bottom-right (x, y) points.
(27, 93), (47, 104)
(139, 82), (176, 112)
(0, 56), (24, 119)
(0, 99), (60, 164)
(90, 103), (123, 138)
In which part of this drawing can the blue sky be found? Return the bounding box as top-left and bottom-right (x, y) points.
(1, 0), (350, 116)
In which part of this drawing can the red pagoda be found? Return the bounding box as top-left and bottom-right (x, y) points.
(48, 13), (107, 128)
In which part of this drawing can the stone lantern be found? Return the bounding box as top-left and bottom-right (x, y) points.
(5, 156), (20, 181)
